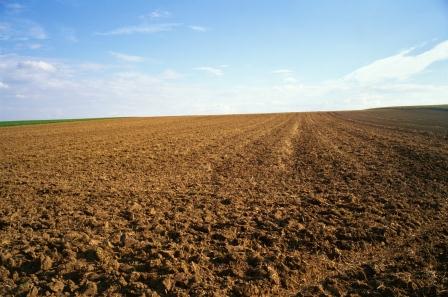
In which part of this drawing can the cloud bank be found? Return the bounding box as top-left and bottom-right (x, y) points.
(1, 40), (447, 120)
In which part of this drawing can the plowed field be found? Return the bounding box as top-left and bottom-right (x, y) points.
(1, 109), (447, 296)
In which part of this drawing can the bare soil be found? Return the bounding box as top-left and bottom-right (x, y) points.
(0, 110), (447, 296)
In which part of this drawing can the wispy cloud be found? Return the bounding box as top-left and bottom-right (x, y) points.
(109, 51), (145, 62)
(345, 40), (448, 83)
(3, 2), (25, 13)
(283, 77), (298, 83)
(28, 23), (47, 39)
(272, 69), (294, 75)
(189, 25), (209, 32)
(194, 66), (224, 76)
(78, 63), (106, 71)
(141, 9), (172, 19)
(0, 81), (9, 89)
(273, 69), (297, 83)
(17, 60), (56, 72)
(60, 27), (78, 43)
(96, 23), (180, 36)
(160, 69), (182, 80)
(0, 22), (12, 40)
(0, 19), (47, 41)
(2, 40), (448, 120)
(14, 42), (43, 50)
(97, 12), (206, 36)
(28, 43), (42, 49)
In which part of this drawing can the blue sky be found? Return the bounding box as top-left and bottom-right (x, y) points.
(0, 0), (448, 120)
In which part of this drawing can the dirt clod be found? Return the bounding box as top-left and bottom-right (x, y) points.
(39, 256), (52, 271)
(49, 280), (64, 292)
(82, 281), (97, 296)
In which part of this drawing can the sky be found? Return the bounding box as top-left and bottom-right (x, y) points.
(0, 0), (448, 120)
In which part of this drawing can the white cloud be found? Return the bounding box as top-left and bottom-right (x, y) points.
(194, 66), (224, 76)
(273, 69), (298, 84)
(97, 23), (180, 36)
(17, 60), (56, 72)
(11, 42), (43, 50)
(345, 40), (448, 83)
(109, 51), (145, 62)
(189, 25), (209, 32)
(0, 55), (76, 103)
(0, 81), (9, 89)
(160, 69), (182, 80)
(78, 63), (106, 71)
(283, 77), (298, 84)
(28, 43), (42, 49)
(1, 41), (448, 120)
(143, 9), (171, 19)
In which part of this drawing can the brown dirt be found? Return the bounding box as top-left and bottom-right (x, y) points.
(0, 110), (447, 296)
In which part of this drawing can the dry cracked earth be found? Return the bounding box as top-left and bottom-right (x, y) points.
(0, 108), (447, 296)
